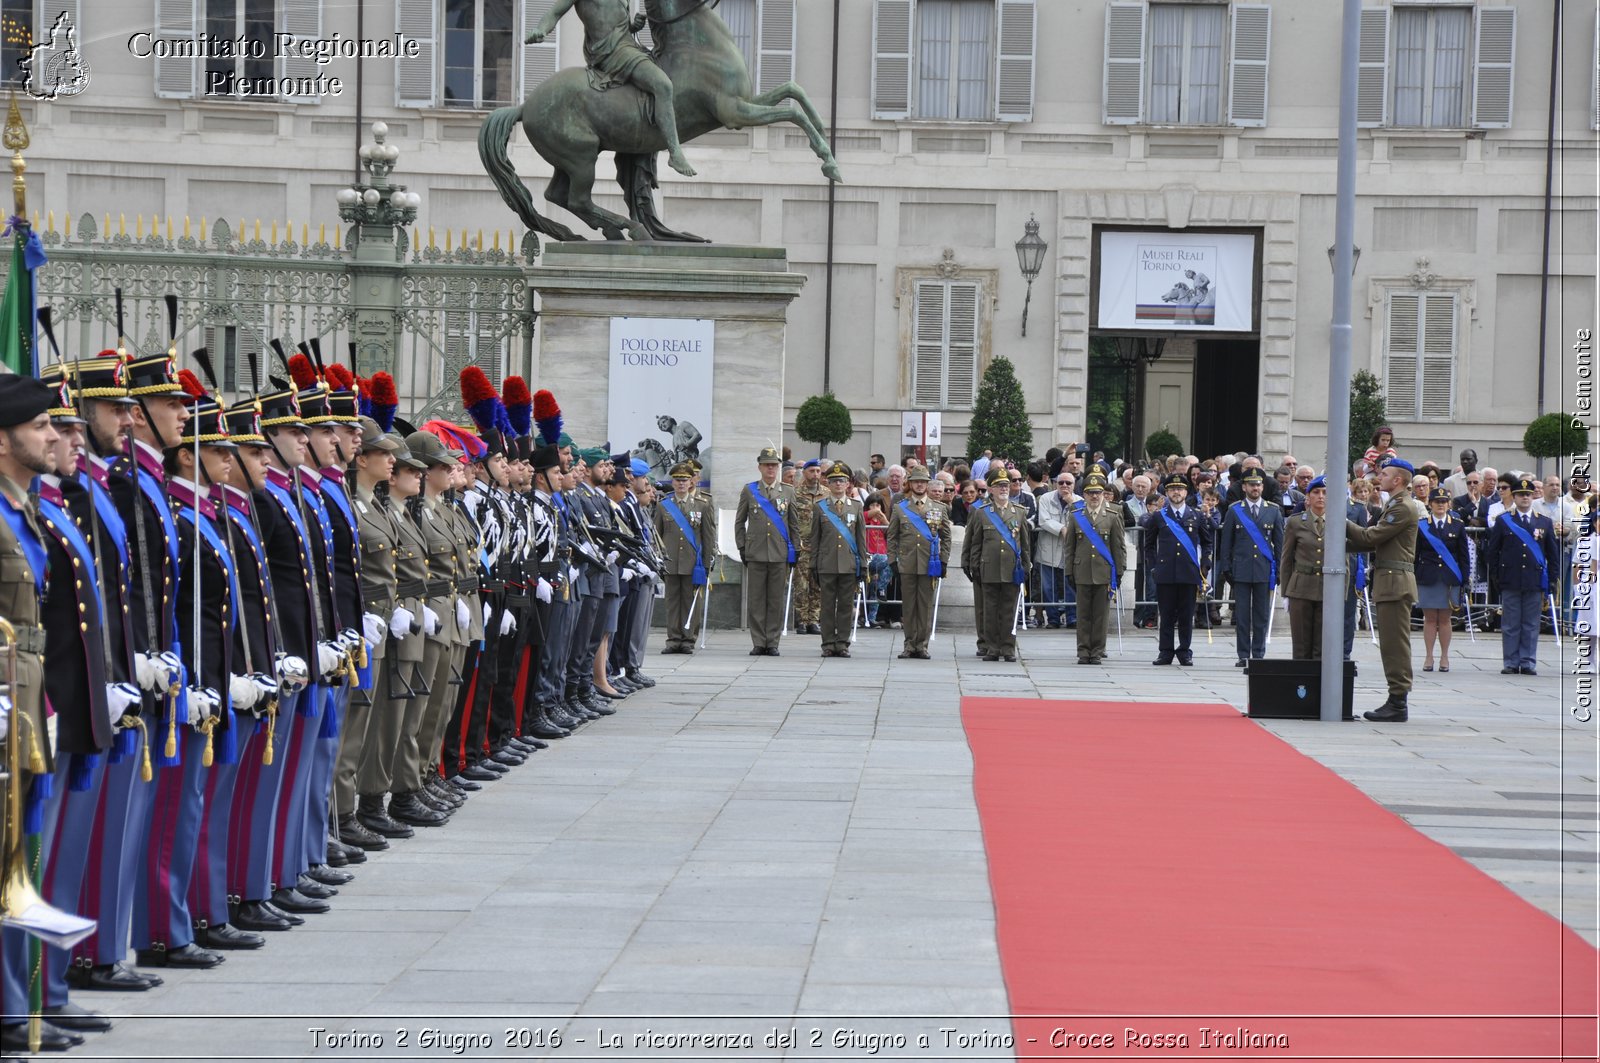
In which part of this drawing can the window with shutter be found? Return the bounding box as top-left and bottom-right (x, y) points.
(396, 0), (438, 107)
(912, 279), (982, 409)
(0, 0), (30, 90)
(203, 0), (276, 94)
(522, 0), (560, 97)
(995, 0), (1035, 122)
(1471, 6), (1514, 128)
(917, 0), (995, 121)
(1102, 2), (1145, 124)
(1227, 4), (1269, 127)
(1146, 2), (1224, 125)
(278, 0), (322, 101)
(443, 0), (516, 109)
(155, 0), (198, 98)
(1391, 5), (1469, 128)
(203, 322), (264, 394)
(1355, 6), (1388, 127)
(757, 0), (795, 94)
(873, 0), (914, 119)
(717, 0), (758, 82)
(1385, 291), (1456, 421)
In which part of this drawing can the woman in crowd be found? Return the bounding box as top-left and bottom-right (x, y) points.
(1415, 487), (1470, 672)
(951, 478), (980, 526)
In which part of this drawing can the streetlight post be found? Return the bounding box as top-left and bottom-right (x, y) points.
(1014, 215), (1047, 337)
(335, 122), (422, 376)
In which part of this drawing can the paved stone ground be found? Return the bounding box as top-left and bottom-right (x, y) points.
(63, 619), (1594, 1061)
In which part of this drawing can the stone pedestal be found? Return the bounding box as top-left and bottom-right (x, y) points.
(530, 243), (806, 629)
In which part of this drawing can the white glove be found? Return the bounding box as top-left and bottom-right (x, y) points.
(578, 541), (602, 564)
(390, 606), (415, 639)
(456, 599), (471, 631)
(423, 606), (441, 636)
(605, 549), (620, 566)
(641, 565), (656, 580)
(362, 612), (386, 646)
(135, 651), (181, 693)
(228, 673), (277, 712)
(157, 651), (185, 689)
(568, 565), (580, 584)
(0, 693), (9, 742)
(340, 627), (362, 653)
(499, 609), (516, 636)
(275, 653), (310, 690)
(106, 682), (142, 728)
(621, 567), (634, 582)
(316, 641), (344, 677)
(483, 601), (493, 626)
(536, 578), (553, 604)
(184, 686), (221, 726)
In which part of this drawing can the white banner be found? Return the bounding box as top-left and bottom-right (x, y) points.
(608, 317), (714, 484)
(1097, 231), (1256, 332)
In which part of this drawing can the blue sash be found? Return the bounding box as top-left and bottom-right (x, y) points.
(1416, 519), (1463, 585)
(1160, 509), (1202, 576)
(1071, 509), (1119, 591)
(981, 505), (1025, 584)
(0, 494), (46, 596)
(1354, 553), (1368, 591)
(1233, 506), (1278, 586)
(1502, 515), (1550, 592)
(82, 472), (130, 568)
(320, 478), (356, 530)
(37, 494), (99, 615)
(660, 497), (706, 586)
(897, 501), (943, 578)
(819, 502), (861, 578)
(748, 483), (795, 564)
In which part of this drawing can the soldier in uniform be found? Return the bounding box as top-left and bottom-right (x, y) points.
(791, 459), (825, 634)
(1281, 474), (1329, 660)
(1217, 468), (1284, 667)
(1344, 457), (1420, 721)
(1487, 476), (1560, 676)
(654, 461), (716, 652)
(1416, 485), (1470, 673)
(610, 459), (660, 684)
(1140, 473), (1213, 666)
(532, 444), (584, 731)
(810, 462), (868, 658)
(0, 376), (74, 1053)
(967, 467), (1033, 662)
(1061, 473), (1126, 664)
(887, 465), (950, 660)
(735, 447), (797, 655)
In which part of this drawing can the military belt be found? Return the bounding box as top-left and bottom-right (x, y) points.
(455, 576), (480, 594)
(482, 578), (505, 593)
(1294, 563), (1322, 575)
(1373, 560), (1414, 573)
(396, 578), (428, 599)
(504, 592), (531, 608)
(426, 579), (454, 598)
(12, 623), (45, 654)
(361, 588), (395, 614)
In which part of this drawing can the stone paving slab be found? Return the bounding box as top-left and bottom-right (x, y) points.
(66, 624), (1594, 1061)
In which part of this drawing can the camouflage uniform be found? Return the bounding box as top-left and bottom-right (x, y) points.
(791, 480), (825, 628)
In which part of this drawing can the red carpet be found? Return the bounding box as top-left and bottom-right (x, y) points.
(963, 698), (1598, 1060)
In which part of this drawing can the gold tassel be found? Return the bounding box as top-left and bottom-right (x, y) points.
(262, 701), (276, 766)
(201, 720), (214, 768)
(343, 651), (357, 685)
(164, 702), (177, 761)
(357, 639), (368, 669)
(19, 710), (43, 774)
(123, 714), (153, 782)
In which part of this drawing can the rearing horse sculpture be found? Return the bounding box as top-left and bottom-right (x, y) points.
(479, 0), (841, 243)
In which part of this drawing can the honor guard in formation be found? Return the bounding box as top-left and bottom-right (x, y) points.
(1140, 473), (1213, 667)
(1217, 468), (1284, 667)
(810, 462), (868, 658)
(886, 465), (949, 659)
(734, 447), (798, 656)
(1280, 475), (1331, 660)
(1061, 473), (1126, 664)
(1344, 457), (1420, 721)
(965, 466), (1033, 663)
(0, 305), (693, 1051)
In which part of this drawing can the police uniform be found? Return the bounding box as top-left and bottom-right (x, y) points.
(1487, 477), (1560, 675)
(1217, 469), (1284, 665)
(1061, 475), (1126, 664)
(886, 466), (950, 659)
(967, 467), (1034, 661)
(791, 465), (825, 632)
(1139, 474), (1213, 666)
(1280, 476), (1330, 660)
(734, 447), (797, 654)
(654, 462), (717, 652)
(810, 463), (868, 657)
(1344, 458), (1421, 719)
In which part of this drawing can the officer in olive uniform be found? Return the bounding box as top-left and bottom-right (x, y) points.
(810, 462), (868, 658)
(968, 466), (1033, 662)
(1281, 474), (1330, 660)
(1344, 457), (1420, 721)
(1217, 468), (1284, 666)
(1062, 473), (1126, 664)
(734, 447), (797, 655)
(654, 462), (717, 652)
(791, 460), (825, 633)
(1139, 473), (1213, 666)
(887, 465), (950, 659)
(0, 376), (71, 1053)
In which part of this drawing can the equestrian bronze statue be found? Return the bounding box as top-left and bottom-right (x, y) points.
(480, 0), (841, 244)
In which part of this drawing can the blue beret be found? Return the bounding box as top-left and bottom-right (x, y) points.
(629, 458), (650, 477)
(1380, 457), (1415, 475)
(803, 459), (822, 469)
(1307, 475), (1327, 491)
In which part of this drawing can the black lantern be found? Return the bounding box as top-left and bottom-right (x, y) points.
(1014, 214), (1047, 337)
(1112, 335), (1167, 368)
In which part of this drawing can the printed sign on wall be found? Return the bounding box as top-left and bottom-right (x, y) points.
(1098, 231), (1257, 332)
(608, 317), (715, 483)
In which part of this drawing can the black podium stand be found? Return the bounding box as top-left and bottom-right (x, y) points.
(1245, 659), (1357, 720)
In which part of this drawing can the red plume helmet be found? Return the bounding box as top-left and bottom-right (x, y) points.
(532, 388), (560, 421)
(324, 363), (355, 391)
(501, 375), (532, 409)
(177, 368), (207, 399)
(369, 371), (399, 408)
(287, 352), (320, 392)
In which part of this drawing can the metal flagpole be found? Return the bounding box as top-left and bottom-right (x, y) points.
(1319, 0), (1361, 721)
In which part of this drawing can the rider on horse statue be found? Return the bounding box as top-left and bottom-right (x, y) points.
(526, 0), (697, 178)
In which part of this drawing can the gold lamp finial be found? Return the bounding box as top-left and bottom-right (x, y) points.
(4, 93), (28, 219)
